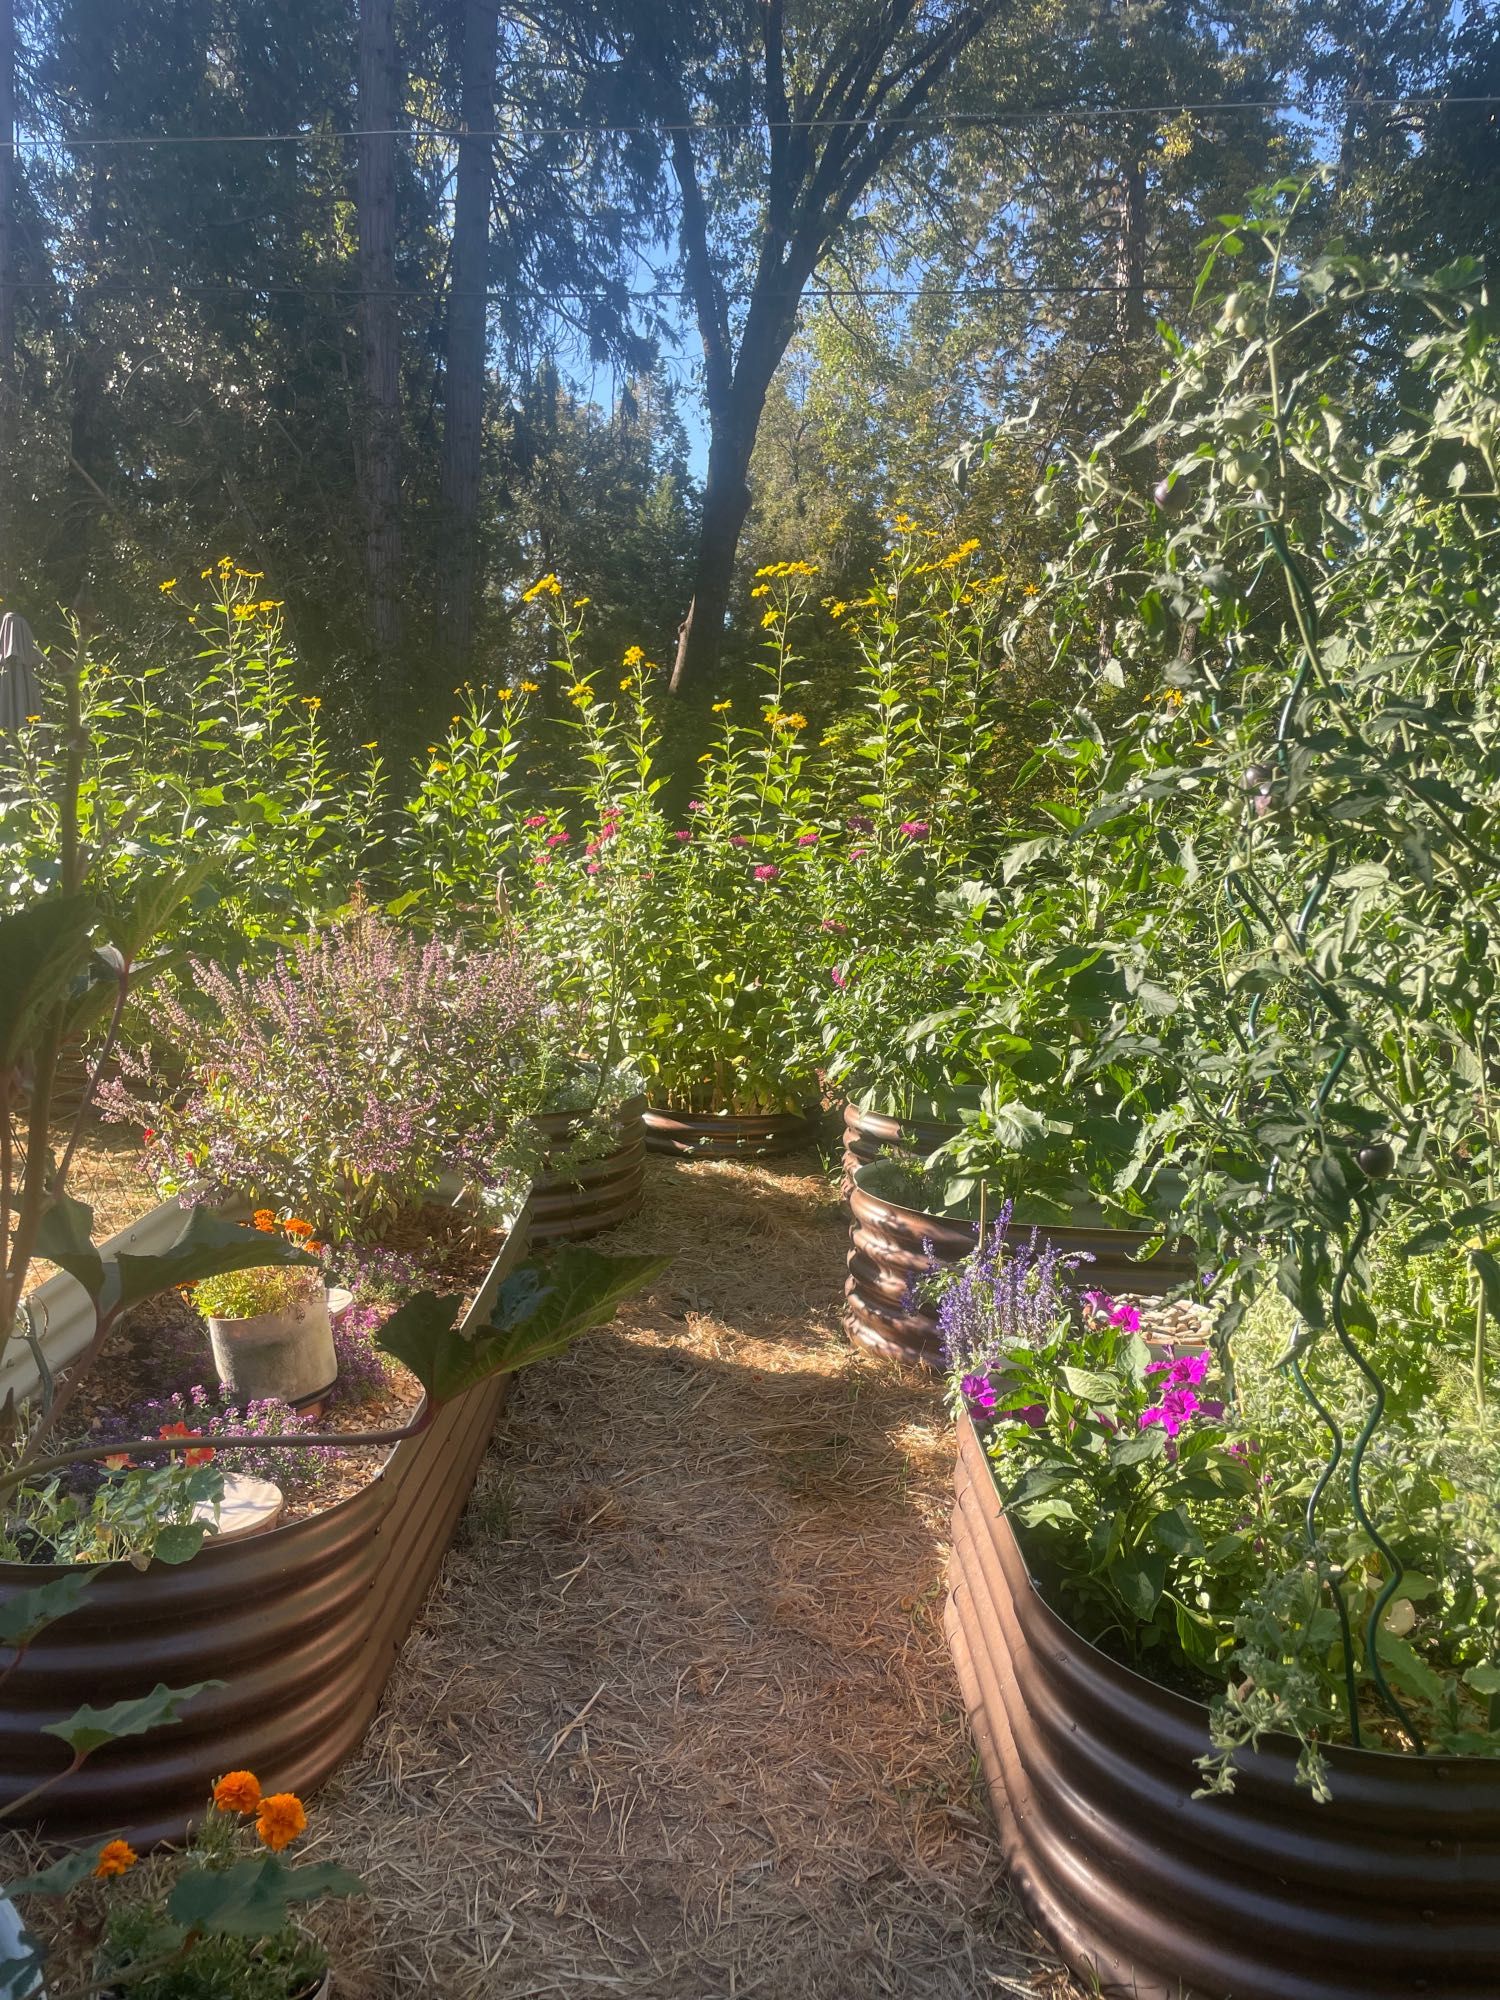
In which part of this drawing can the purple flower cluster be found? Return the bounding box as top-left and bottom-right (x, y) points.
(103, 1386), (334, 1498)
(937, 1199), (1088, 1379)
(1139, 1351), (1224, 1441)
(332, 1300), (396, 1402)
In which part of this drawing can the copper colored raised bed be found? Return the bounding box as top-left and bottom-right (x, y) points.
(529, 1095), (646, 1244)
(0, 1207), (532, 1845)
(643, 1103), (818, 1158)
(947, 1411), (1500, 2000)
(845, 1164), (1196, 1369)
(839, 1101), (962, 1196)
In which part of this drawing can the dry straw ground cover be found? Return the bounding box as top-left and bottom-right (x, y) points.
(313, 1153), (1083, 2000)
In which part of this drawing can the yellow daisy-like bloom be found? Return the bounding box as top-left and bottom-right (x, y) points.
(213, 1769), (262, 1814)
(829, 600), (848, 619)
(301, 695), (322, 710)
(430, 760), (449, 773)
(749, 583), (769, 599)
(893, 512), (917, 532)
(620, 676), (633, 690)
(520, 680), (540, 693)
(760, 610), (778, 627)
(199, 566), (213, 579)
(217, 555), (234, 573)
(622, 644), (645, 666)
(940, 537), (982, 568)
(786, 712), (808, 730)
(572, 595), (591, 608)
(255, 1792), (308, 1852)
(521, 573), (562, 603)
(712, 699), (732, 713)
(362, 741), (378, 750)
(568, 686), (590, 708)
(497, 687), (514, 702)
(232, 605), (255, 621)
(94, 1839), (137, 1879)
(1023, 583), (1040, 596)
(158, 579), (177, 593)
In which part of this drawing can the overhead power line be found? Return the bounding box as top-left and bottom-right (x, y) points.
(1, 278), (1193, 304)
(9, 92), (1498, 150)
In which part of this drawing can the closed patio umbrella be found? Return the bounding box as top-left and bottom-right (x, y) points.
(0, 611), (43, 732)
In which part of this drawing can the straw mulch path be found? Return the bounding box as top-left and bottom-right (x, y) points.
(314, 1153), (1082, 2000)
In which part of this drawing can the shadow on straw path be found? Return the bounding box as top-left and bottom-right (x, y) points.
(316, 1153), (1083, 1999)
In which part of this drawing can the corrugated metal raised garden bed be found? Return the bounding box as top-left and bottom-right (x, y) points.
(947, 1410), (1500, 2000)
(0, 1199), (532, 1845)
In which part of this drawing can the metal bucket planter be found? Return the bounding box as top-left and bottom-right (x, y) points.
(845, 1163), (1197, 1370)
(947, 1411), (1500, 2000)
(839, 1101), (964, 1196)
(643, 1103), (818, 1159)
(0, 1201), (532, 1845)
(529, 1094), (646, 1244)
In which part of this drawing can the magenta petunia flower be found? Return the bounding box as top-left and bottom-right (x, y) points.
(961, 1373), (998, 1414)
(999, 1403), (1047, 1429)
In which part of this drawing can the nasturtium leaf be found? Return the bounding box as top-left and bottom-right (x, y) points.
(0, 1570), (95, 1650)
(167, 1856), (364, 1937)
(41, 1680), (220, 1756)
(150, 1522), (209, 1565)
(1463, 1664), (1500, 1695)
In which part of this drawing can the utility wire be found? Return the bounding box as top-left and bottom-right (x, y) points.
(8, 92), (1497, 149)
(1, 278), (1193, 303)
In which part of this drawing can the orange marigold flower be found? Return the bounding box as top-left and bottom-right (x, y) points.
(255, 1792), (308, 1851)
(282, 1218), (314, 1238)
(94, 1839), (137, 1879)
(252, 1209), (277, 1231)
(213, 1769), (262, 1814)
(102, 1453), (133, 1472)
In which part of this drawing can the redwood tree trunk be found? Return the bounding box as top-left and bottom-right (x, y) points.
(356, 0), (403, 662)
(439, 0), (497, 668)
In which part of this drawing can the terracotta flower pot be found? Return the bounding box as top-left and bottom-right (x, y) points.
(844, 1163), (1197, 1370)
(642, 1103), (818, 1158)
(947, 1411), (1500, 2000)
(528, 1095), (646, 1243)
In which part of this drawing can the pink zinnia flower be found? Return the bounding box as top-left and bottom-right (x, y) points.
(820, 918), (848, 934)
(688, 799), (707, 812)
(797, 830), (819, 845)
(523, 814), (548, 829)
(898, 819), (929, 839)
(754, 864), (780, 881)
(730, 834), (749, 848)
(586, 861), (601, 874)
(673, 828), (693, 842)
(849, 845), (868, 860)
(546, 830), (570, 847)
(831, 966), (847, 989)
